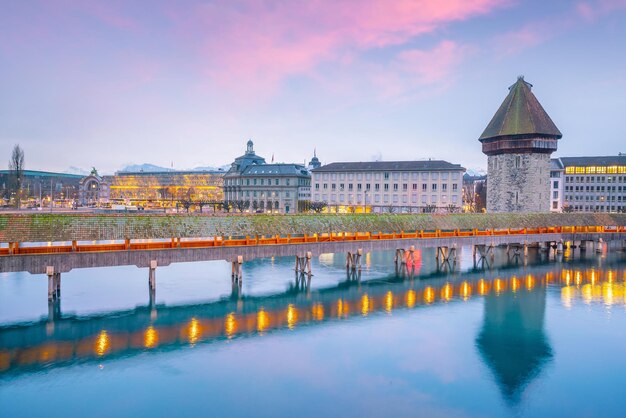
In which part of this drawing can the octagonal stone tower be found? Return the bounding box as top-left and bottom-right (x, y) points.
(479, 77), (562, 213)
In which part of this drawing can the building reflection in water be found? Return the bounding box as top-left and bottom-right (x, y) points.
(0, 253), (624, 386)
(475, 277), (552, 405)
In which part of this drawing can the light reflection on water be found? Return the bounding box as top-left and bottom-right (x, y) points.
(0, 247), (626, 417)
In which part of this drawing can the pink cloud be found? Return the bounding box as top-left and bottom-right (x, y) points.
(168, 0), (505, 92)
(497, 0), (626, 56)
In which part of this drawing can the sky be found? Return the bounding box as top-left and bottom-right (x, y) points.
(1, 0), (625, 174)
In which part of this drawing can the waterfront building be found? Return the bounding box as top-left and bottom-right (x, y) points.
(223, 140), (313, 213)
(479, 76), (562, 213)
(310, 160), (465, 213)
(549, 159), (564, 212)
(555, 155), (626, 213)
(0, 169), (82, 207)
(79, 169), (224, 207)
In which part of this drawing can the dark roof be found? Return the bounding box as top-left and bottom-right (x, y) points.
(550, 158), (564, 170)
(312, 160), (465, 172)
(0, 170), (83, 179)
(242, 164), (310, 176)
(479, 77), (562, 141)
(559, 155), (626, 167)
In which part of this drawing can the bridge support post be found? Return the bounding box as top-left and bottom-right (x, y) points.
(346, 249), (362, 271)
(148, 260), (157, 290)
(231, 255), (243, 281)
(596, 238), (604, 254)
(46, 266), (60, 301)
(295, 252), (313, 276)
(557, 240), (564, 255)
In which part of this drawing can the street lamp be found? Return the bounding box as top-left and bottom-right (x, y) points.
(363, 190), (368, 214)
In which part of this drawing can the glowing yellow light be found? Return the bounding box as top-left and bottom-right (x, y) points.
(511, 277), (520, 293)
(225, 313), (237, 338)
(95, 330), (110, 357)
(385, 291), (393, 313)
(441, 283), (452, 302)
(494, 279), (503, 294)
(561, 286), (574, 309)
(582, 284), (593, 304)
(287, 304), (297, 329)
(312, 303), (324, 321)
(361, 294), (371, 316)
(257, 309), (269, 333)
(461, 281), (471, 301)
(405, 290), (416, 308)
(337, 299), (345, 317)
(188, 318), (201, 345)
(607, 270), (615, 283)
(575, 271), (582, 286)
(478, 279), (487, 296)
(603, 283), (614, 306)
(144, 326), (158, 348)
(424, 287), (435, 304)
(590, 270), (596, 285)
(565, 271), (572, 286)
(525, 275), (535, 291)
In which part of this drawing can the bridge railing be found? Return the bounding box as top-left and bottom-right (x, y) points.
(1, 225), (625, 256)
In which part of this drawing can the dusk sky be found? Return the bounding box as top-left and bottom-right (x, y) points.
(1, 0), (625, 174)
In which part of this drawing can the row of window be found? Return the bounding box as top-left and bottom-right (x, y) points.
(565, 195), (623, 202)
(225, 178), (310, 186)
(314, 194), (459, 204)
(564, 205), (625, 212)
(565, 175), (625, 183)
(314, 172), (461, 181)
(229, 190), (295, 198)
(314, 183), (458, 192)
(565, 186), (624, 192)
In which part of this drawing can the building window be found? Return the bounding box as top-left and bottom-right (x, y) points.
(315, 184), (319, 190)
(432, 184), (437, 191)
(384, 172), (389, 180)
(402, 184), (408, 191)
(452, 184), (457, 191)
(515, 156), (521, 168)
(393, 184), (398, 191)
(384, 184), (389, 191)
(422, 184), (427, 191)
(442, 184), (447, 191)
(357, 184), (362, 191)
(348, 184), (353, 190)
(375, 184), (380, 191)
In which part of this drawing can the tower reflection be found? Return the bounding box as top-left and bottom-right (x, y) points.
(476, 280), (552, 405)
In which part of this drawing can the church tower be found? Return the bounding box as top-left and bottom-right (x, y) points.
(479, 77), (562, 212)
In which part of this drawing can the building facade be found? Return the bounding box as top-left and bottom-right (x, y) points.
(311, 160), (465, 213)
(479, 77), (562, 213)
(549, 159), (564, 212)
(556, 155), (626, 213)
(79, 169), (224, 207)
(223, 140), (313, 213)
(0, 170), (82, 207)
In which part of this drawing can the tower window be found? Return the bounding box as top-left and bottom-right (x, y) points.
(515, 156), (521, 168)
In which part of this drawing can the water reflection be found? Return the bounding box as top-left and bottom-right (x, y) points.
(476, 281), (552, 405)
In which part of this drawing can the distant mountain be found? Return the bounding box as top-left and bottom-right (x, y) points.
(64, 166), (89, 175)
(191, 164), (230, 172)
(465, 168), (487, 177)
(120, 163), (174, 173)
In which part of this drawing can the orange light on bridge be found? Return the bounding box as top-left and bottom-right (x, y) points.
(187, 318), (201, 345)
(257, 309), (269, 333)
(95, 330), (110, 357)
(287, 304), (297, 329)
(144, 326), (158, 348)
(424, 287), (435, 304)
(405, 290), (416, 308)
(385, 291), (393, 313)
(225, 313), (237, 338)
(312, 303), (324, 321)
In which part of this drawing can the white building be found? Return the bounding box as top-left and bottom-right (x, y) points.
(549, 159), (564, 212)
(311, 160), (465, 213)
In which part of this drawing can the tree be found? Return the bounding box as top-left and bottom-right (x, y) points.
(423, 204), (437, 213)
(562, 204), (574, 213)
(9, 144), (25, 208)
(446, 204), (459, 214)
(310, 201), (328, 213)
(232, 199), (250, 213)
(385, 205), (396, 214)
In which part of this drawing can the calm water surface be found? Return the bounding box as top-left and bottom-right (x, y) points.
(1, 247), (626, 417)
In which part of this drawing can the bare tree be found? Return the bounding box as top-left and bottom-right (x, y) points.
(9, 145), (25, 208)
(232, 199), (250, 213)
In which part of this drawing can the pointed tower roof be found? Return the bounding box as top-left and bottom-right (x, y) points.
(479, 76), (562, 141)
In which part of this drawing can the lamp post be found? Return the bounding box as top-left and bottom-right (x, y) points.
(363, 190), (369, 214)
